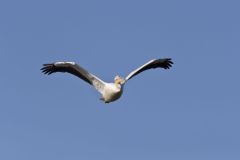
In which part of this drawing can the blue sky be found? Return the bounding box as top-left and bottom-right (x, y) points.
(0, 0), (239, 159)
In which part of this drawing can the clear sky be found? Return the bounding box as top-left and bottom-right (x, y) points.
(0, 0), (239, 159)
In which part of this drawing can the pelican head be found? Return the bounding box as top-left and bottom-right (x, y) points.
(114, 75), (125, 85)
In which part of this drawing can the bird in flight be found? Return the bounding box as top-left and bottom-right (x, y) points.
(41, 58), (173, 103)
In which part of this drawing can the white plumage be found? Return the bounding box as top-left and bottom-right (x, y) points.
(41, 58), (173, 103)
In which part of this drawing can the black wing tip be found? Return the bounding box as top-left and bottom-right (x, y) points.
(41, 63), (55, 75)
(157, 58), (174, 69)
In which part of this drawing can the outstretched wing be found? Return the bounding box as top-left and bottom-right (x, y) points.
(41, 62), (105, 94)
(125, 58), (173, 81)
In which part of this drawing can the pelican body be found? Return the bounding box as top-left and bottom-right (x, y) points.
(41, 58), (173, 103)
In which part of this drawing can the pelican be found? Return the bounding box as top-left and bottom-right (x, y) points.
(41, 58), (173, 103)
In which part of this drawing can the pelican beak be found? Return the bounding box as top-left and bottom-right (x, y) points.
(114, 79), (120, 84)
(120, 79), (125, 84)
(114, 76), (125, 85)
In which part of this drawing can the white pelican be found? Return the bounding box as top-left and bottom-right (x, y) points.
(41, 58), (173, 103)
